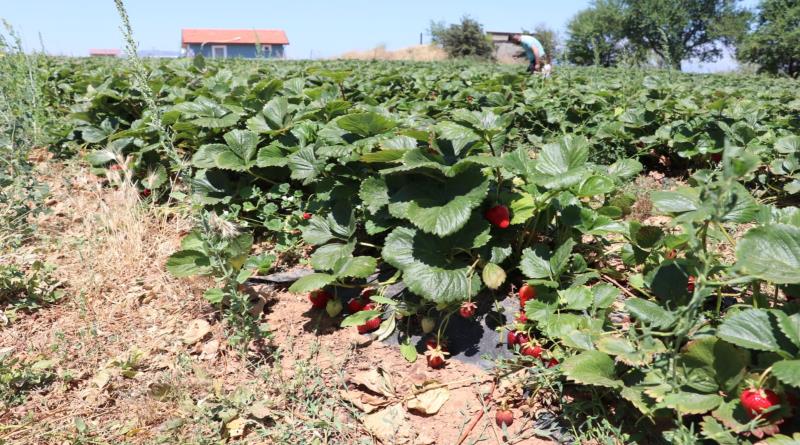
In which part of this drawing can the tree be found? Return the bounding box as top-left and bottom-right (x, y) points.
(565, 0), (629, 66)
(429, 16), (494, 59)
(737, 0), (800, 77)
(622, 0), (751, 70)
(529, 24), (560, 61)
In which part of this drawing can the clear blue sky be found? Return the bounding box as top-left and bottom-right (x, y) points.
(4, 0), (758, 70)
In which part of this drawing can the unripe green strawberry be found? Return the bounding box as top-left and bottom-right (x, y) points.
(421, 316), (436, 334)
(326, 299), (343, 317)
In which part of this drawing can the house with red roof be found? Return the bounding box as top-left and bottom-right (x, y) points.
(89, 49), (120, 57)
(181, 29), (289, 59)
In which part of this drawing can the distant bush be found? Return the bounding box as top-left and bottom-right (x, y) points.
(429, 16), (494, 60)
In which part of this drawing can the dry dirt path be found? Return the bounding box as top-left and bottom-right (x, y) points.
(1, 160), (553, 445)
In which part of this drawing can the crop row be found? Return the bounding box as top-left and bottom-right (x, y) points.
(41, 56), (800, 442)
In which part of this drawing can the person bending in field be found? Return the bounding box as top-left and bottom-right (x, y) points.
(508, 34), (548, 74)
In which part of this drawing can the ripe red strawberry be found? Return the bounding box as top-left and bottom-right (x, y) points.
(545, 357), (559, 368)
(302, 212), (312, 220)
(485, 205), (510, 229)
(357, 316), (381, 334)
(425, 337), (448, 352)
(495, 409), (514, 427)
(741, 388), (780, 418)
(665, 249), (677, 259)
(425, 344), (449, 369)
(687, 276), (696, 293)
(141, 188), (151, 197)
(516, 312), (528, 323)
(357, 305), (381, 334)
(507, 330), (518, 347)
(521, 341), (542, 358)
(309, 290), (331, 309)
(459, 301), (477, 318)
(347, 297), (368, 313)
(110, 164), (122, 171)
(519, 284), (536, 305)
(507, 330), (529, 348)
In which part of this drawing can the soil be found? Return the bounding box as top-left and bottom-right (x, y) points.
(0, 159), (554, 444)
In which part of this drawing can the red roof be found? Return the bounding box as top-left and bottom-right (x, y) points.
(89, 48), (120, 56)
(181, 29), (289, 45)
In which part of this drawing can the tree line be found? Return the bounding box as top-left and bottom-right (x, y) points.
(429, 0), (799, 76)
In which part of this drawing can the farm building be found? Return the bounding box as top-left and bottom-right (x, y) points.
(486, 31), (524, 64)
(89, 48), (120, 57)
(181, 29), (289, 59)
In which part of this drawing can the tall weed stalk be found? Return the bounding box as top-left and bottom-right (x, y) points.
(112, 0), (184, 178)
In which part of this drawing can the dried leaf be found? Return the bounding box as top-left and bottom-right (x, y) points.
(249, 400), (271, 420)
(363, 404), (413, 443)
(200, 339), (220, 360)
(340, 389), (389, 413)
(148, 382), (173, 401)
(91, 369), (112, 389)
(350, 367), (396, 397)
(406, 382), (450, 415)
(225, 417), (247, 438)
(183, 319), (211, 345)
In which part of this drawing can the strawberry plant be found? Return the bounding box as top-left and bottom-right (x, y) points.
(37, 55), (799, 442)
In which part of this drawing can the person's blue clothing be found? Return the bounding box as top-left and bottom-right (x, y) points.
(519, 35), (546, 64)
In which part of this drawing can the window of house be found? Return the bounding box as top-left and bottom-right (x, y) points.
(211, 45), (227, 59)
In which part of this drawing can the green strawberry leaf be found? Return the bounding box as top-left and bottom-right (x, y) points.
(337, 112), (396, 138)
(382, 224), (485, 303)
(310, 243), (355, 271)
(736, 225), (800, 284)
(288, 273), (336, 293)
(166, 250), (211, 277)
(359, 177), (390, 214)
(340, 310), (382, 328)
(387, 167), (489, 237)
(662, 392), (723, 415)
(561, 351), (622, 388)
(771, 360), (800, 388)
(333, 256), (377, 279)
(288, 146), (325, 184)
(718, 309), (780, 352)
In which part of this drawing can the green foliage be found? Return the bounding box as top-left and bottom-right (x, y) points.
(622, 0), (751, 69)
(429, 16), (494, 60)
(737, 0), (800, 77)
(0, 348), (56, 408)
(47, 54), (800, 442)
(566, 0), (633, 66)
(0, 261), (63, 323)
(167, 212), (274, 346)
(566, 0), (751, 69)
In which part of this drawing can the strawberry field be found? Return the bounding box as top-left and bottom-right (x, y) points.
(11, 54), (800, 442)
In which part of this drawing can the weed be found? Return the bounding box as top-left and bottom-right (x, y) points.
(0, 349), (56, 408)
(0, 261), (63, 323)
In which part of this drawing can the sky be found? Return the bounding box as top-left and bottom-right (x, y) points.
(3, 0), (759, 71)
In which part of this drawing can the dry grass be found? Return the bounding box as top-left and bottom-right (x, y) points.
(0, 159), (212, 443)
(0, 159), (535, 445)
(0, 160), (366, 444)
(337, 44), (447, 62)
